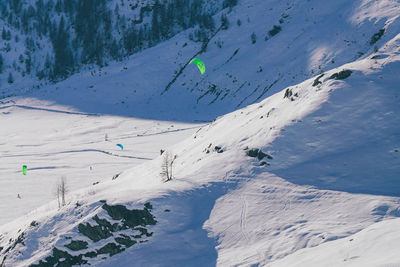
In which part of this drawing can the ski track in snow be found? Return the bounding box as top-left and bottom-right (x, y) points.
(2, 149), (152, 161)
(239, 194), (249, 243)
(0, 104), (99, 116)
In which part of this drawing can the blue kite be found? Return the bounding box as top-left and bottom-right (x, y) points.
(116, 144), (124, 150)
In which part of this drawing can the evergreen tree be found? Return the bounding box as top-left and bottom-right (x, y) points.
(138, 26), (144, 49)
(109, 38), (120, 60)
(175, 0), (185, 28)
(55, 0), (62, 13)
(4, 29), (11, 41)
(221, 14), (229, 30)
(52, 16), (74, 78)
(24, 51), (32, 74)
(0, 54), (3, 74)
(251, 32), (257, 44)
(159, 3), (167, 38)
(151, 0), (160, 41)
(123, 27), (136, 53)
(1, 28), (6, 40)
(223, 0), (238, 9)
(45, 54), (52, 70)
(21, 9), (29, 32)
(8, 72), (14, 84)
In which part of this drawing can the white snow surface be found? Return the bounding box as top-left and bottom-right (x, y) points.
(0, 99), (201, 225)
(1, 0), (400, 266)
(270, 218), (400, 267)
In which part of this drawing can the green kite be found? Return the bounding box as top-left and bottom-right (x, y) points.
(22, 165), (27, 175)
(190, 58), (205, 75)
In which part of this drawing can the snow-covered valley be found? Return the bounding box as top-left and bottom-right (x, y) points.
(0, 99), (201, 225)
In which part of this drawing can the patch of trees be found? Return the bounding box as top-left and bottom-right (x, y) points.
(0, 0), (221, 81)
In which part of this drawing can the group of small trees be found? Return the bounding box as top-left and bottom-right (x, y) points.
(55, 176), (68, 208)
(160, 151), (177, 182)
(50, 150), (175, 209)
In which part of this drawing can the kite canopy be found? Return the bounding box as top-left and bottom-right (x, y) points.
(189, 58), (205, 74)
(22, 165), (27, 175)
(116, 144), (124, 150)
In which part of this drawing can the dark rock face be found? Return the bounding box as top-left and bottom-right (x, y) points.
(214, 146), (224, 153)
(78, 217), (113, 242)
(64, 240), (88, 251)
(30, 202), (156, 266)
(115, 235), (137, 247)
(102, 202), (156, 229)
(203, 143), (224, 154)
(312, 74), (324, 87)
(370, 29), (385, 45)
(269, 25), (282, 37)
(31, 248), (88, 266)
(329, 70), (352, 80)
(97, 242), (124, 257)
(284, 88), (293, 99)
(246, 148), (273, 161)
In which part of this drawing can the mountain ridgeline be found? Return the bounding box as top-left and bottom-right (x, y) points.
(0, 0), (236, 82)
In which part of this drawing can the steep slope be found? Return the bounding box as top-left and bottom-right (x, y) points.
(0, 0), (220, 85)
(2, 0), (400, 121)
(1, 31), (399, 265)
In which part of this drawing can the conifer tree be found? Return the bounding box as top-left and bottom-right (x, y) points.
(7, 72), (14, 84)
(0, 54), (3, 74)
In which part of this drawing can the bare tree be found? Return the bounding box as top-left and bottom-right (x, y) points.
(55, 182), (60, 208)
(60, 176), (68, 206)
(169, 154), (177, 180)
(55, 176), (68, 208)
(160, 151), (177, 182)
(160, 151), (170, 182)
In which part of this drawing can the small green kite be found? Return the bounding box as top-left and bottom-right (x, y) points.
(190, 58), (205, 75)
(22, 165), (27, 175)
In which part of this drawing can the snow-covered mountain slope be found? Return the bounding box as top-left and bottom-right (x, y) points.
(2, 0), (400, 121)
(1, 0), (400, 266)
(5, 0), (399, 228)
(1, 30), (399, 265)
(270, 218), (400, 267)
(0, 0), (220, 85)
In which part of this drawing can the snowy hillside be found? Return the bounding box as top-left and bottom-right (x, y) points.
(2, 33), (400, 265)
(1, 0), (400, 266)
(0, 0), (221, 85)
(2, 0), (400, 121)
(270, 218), (400, 267)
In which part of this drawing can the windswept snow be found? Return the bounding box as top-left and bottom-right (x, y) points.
(270, 218), (400, 267)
